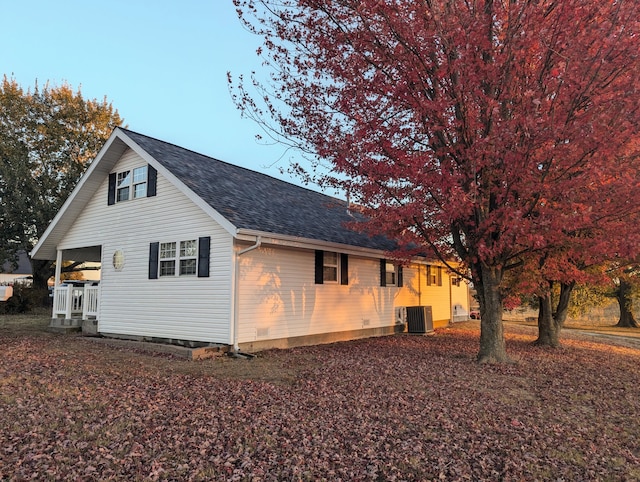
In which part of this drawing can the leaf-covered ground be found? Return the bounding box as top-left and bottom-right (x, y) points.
(1, 314), (639, 481)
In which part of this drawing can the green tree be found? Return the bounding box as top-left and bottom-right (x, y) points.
(0, 76), (123, 290)
(567, 282), (611, 320)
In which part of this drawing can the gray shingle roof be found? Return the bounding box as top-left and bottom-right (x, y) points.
(122, 129), (396, 251)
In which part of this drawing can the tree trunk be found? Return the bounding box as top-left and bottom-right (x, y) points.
(535, 293), (560, 347)
(616, 279), (639, 328)
(535, 281), (575, 347)
(554, 282), (574, 328)
(474, 263), (510, 363)
(30, 258), (53, 290)
(27, 258), (54, 307)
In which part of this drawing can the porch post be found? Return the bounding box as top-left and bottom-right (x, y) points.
(52, 250), (64, 318)
(54, 250), (63, 287)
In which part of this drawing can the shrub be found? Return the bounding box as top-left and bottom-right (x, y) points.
(2, 285), (50, 314)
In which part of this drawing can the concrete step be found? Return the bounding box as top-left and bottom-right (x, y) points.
(47, 317), (82, 334)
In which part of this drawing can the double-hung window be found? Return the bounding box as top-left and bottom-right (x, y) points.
(108, 165), (157, 205)
(380, 259), (403, 287)
(115, 166), (147, 202)
(159, 240), (198, 276)
(159, 242), (177, 276)
(149, 237), (210, 279)
(116, 170), (131, 202)
(385, 262), (397, 286)
(132, 166), (148, 198)
(323, 252), (339, 283)
(427, 265), (442, 286)
(179, 240), (198, 275)
(315, 250), (348, 285)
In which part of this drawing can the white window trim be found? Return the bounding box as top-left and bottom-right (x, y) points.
(115, 165), (148, 203)
(323, 251), (340, 284)
(178, 239), (198, 276)
(116, 170), (131, 202)
(132, 166), (148, 199)
(158, 239), (198, 277)
(427, 265), (442, 286)
(385, 262), (397, 287)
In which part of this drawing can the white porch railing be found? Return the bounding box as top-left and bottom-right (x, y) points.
(53, 284), (100, 320)
(82, 285), (100, 319)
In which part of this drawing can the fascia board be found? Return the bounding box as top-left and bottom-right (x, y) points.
(235, 229), (438, 266)
(235, 228), (389, 258)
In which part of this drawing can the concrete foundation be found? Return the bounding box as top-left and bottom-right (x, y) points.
(84, 337), (227, 360)
(238, 324), (407, 352)
(47, 317), (82, 334)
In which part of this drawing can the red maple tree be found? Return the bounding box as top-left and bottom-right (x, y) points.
(233, 0), (640, 362)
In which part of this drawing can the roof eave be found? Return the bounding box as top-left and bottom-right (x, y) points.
(235, 228), (391, 258)
(30, 131), (131, 260)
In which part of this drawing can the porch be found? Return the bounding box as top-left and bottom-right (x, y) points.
(52, 282), (100, 320)
(48, 282), (101, 334)
(48, 245), (102, 334)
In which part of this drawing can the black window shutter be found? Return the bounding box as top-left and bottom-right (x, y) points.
(380, 258), (387, 287)
(315, 250), (324, 284)
(149, 242), (159, 279)
(147, 165), (157, 197)
(198, 236), (210, 277)
(340, 253), (349, 285)
(426, 266), (432, 286)
(107, 173), (116, 205)
(397, 265), (403, 287)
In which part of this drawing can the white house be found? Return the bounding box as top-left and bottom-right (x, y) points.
(31, 128), (470, 352)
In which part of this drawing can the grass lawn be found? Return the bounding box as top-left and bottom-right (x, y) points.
(1, 311), (639, 481)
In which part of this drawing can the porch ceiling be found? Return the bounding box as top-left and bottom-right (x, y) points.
(63, 246), (102, 263)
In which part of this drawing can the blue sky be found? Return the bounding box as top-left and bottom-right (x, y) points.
(2, 0), (301, 182)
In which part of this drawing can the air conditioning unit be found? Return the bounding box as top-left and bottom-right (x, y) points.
(395, 306), (407, 324)
(406, 306), (434, 334)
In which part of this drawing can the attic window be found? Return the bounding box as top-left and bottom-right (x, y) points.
(116, 166), (147, 202)
(116, 171), (131, 201)
(108, 165), (157, 205)
(132, 166), (148, 198)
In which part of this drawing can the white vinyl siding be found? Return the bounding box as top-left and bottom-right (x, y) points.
(237, 246), (398, 343)
(237, 247), (463, 343)
(58, 149), (233, 343)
